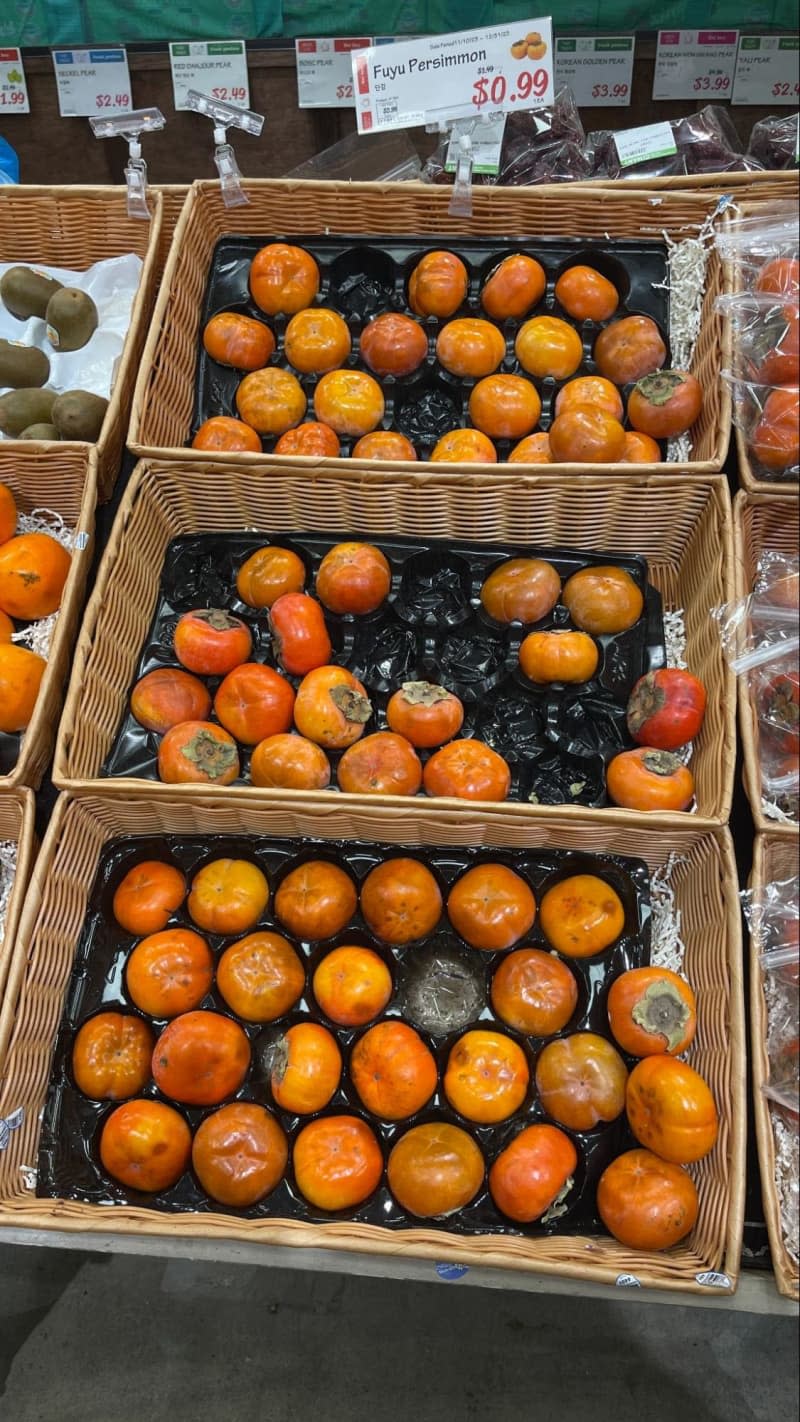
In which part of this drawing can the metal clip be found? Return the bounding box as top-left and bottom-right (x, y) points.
(449, 134), (473, 219)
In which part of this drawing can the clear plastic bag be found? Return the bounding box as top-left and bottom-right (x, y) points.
(744, 877), (800, 1117)
(586, 106), (746, 182)
(748, 114), (800, 172)
(715, 291), (799, 386)
(721, 375), (799, 482)
(715, 203), (800, 292)
(423, 87), (587, 188)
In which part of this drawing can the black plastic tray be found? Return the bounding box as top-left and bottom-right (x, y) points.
(38, 832), (652, 1238)
(102, 532), (666, 808)
(191, 233), (671, 460)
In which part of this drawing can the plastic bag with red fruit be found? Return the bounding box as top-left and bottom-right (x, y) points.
(748, 114), (800, 172)
(721, 376), (800, 482)
(715, 291), (799, 386)
(715, 203), (799, 293)
(744, 875), (800, 1117)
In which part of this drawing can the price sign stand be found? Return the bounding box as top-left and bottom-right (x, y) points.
(89, 107), (165, 219)
(184, 90), (264, 208)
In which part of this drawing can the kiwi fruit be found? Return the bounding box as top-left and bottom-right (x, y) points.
(0, 338), (50, 389)
(0, 387), (57, 436)
(0, 266), (63, 321)
(51, 389), (108, 441)
(45, 288), (99, 352)
(19, 423), (60, 441)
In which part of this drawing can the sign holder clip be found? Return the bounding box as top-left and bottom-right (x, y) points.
(185, 90), (264, 208)
(89, 107), (165, 220)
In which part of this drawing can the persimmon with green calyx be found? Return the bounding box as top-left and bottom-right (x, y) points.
(157, 721), (240, 786)
(627, 370), (703, 440)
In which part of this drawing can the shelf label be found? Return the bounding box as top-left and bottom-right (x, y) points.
(0, 48), (29, 114)
(52, 48), (132, 118)
(296, 37), (372, 108)
(353, 16), (554, 134)
(445, 113), (506, 173)
(732, 35), (800, 105)
(614, 121), (677, 168)
(169, 41), (250, 112)
(554, 37), (634, 108)
(653, 30), (738, 101)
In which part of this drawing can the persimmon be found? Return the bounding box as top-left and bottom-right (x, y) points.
(337, 732), (423, 797)
(271, 1022), (342, 1114)
(100, 1099), (191, 1193)
(214, 663), (295, 745)
(594, 315), (666, 386)
(191, 416), (262, 453)
(275, 859), (357, 940)
(750, 387), (800, 471)
(408, 250), (468, 318)
(236, 367), (307, 437)
(519, 629), (598, 684)
(293, 665), (372, 749)
(555, 375), (624, 421)
(359, 312), (428, 378)
(112, 860), (186, 935)
(0, 610), (13, 642)
(126, 928), (213, 1017)
(217, 931), (305, 1022)
(173, 609), (252, 677)
(447, 863), (536, 951)
(72, 1013), (154, 1100)
(192, 1103), (288, 1207)
(539, 874), (625, 957)
(562, 565), (643, 635)
(313, 370), (385, 438)
(755, 257), (800, 298)
(626, 668), (706, 751)
(388, 1123), (484, 1217)
(626, 1055), (719, 1163)
(293, 1114), (383, 1210)
(536, 1032), (628, 1130)
(489, 1123), (577, 1223)
(269, 592), (332, 676)
(597, 1148), (698, 1250)
(188, 858), (269, 935)
(352, 431), (417, 461)
(386, 681), (464, 748)
(284, 307), (351, 375)
(0, 644), (45, 732)
(444, 1028), (529, 1124)
(628, 370), (703, 440)
(130, 668), (211, 734)
(548, 405), (626, 464)
(202, 311), (274, 370)
(481, 254), (545, 321)
(423, 738), (511, 802)
(157, 721), (240, 786)
(468, 374), (541, 441)
(315, 541), (391, 616)
(360, 858), (442, 945)
(0, 482), (16, 545)
(608, 967), (697, 1057)
(757, 306), (800, 385)
(250, 733), (331, 790)
(436, 319), (505, 379)
(0, 532), (70, 620)
(555, 265), (619, 323)
(606, 747), (694, 812)
(152, 1011), (251, 1106)
(622, 431), (662, 463)
(313, 945), (393, 1026)
(480, 557), (561, 625)
(491, 949), (578, 1035)
(274, 422), (342, 457)
(515, 316), (583, 381)
(249, 243), (320, 316)
(236, 546), (306, 609)
(351, 1020), (437, 1120)
(508, 432), (552, 463)
(430, 429), (497, 463)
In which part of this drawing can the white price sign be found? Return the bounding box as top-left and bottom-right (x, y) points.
(169, 41), (250, 111)
(732, 35), (800, 105)
(353, 17), (554, 133)
(52, 47), (132, 117)
(0, 48), (29, 114)
(445, 114), (507, 173)
(296, 37), (371, 108)
(653, 30), (738, 101)
(554, 36), (634, 107)
(614, 121), (677, 168)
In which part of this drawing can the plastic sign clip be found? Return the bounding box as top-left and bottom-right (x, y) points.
(185, 90), (264, 208)
(89, 107), (165, 220)
(449, 133), (474, 218)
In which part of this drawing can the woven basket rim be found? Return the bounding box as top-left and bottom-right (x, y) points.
(0, 786), (36, 1018)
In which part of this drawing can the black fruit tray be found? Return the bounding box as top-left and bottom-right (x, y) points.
(38, 832), (652, 1238)
(191, 232), (671, 460)
(102, 531), (666, 808)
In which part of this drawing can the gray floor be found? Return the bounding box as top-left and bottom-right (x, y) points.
(0, 1245), (797, 1421)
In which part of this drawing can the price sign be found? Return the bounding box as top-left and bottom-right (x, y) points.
(445, 113), (507, 173)
(732, 35), (800, 105)
(653, 30), (738, 101)
(169, 41), (250, 111)
(352, 16), (554, 134)
(296, 37), (372, 108)
(554, 37), (634, 107)
(614, 121), (677, 168)
(52, 48), (132, 118)
(0, 48), (29, 114)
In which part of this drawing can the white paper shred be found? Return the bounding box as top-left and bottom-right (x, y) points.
(653, 208), (718, 463)
(0, 839), (17, 945)
(649, 854), (688, 979)
(764, 972), (800, 1263)
(9, 508), (76, 662)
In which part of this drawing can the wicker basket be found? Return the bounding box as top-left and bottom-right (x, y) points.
(0, 788), (35, 1015)
(0, 792), (744, 1293)
(53, 460), (736, 828)
(128, 179), (730, 477)
(152, 185), (190, 278)
(0, 185), (163, 503)
(733, 490), (800, 838)
(0, 447), (96, 791)
(595, 172), (800, 202)
(749, 833), (799, 1301)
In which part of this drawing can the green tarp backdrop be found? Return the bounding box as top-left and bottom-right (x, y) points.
(2, 0), (796, 48)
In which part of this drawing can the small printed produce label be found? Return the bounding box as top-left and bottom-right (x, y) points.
(445, 113), (507, 173)
(296, 37), (372, 108)
(52, 48), (132, 118)
(0, 47), (29, 114)
(353, 16), (554, 134)
(732, 35), (800, 105)
(652, 30), (738, 101)
(554, 37), (634, 108)
(169, 41), (250, 112)
(614, 121), (677, 168)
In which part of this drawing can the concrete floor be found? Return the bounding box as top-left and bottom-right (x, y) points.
(0, 1246), (797, 1421)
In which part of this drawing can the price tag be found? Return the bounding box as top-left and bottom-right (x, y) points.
(169, 41), (250, 112)
(614, 121), (677, 168)
(732, 35), (800, 105)
(353, 16), (554, 134)
(0, 48), (29, 114)
(554, 36), (634, 107)
(52, 48), (132, 118)
(445, 113), (506, 173)
(653, 30), (738, 101)
(296, 37), (372, 108)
